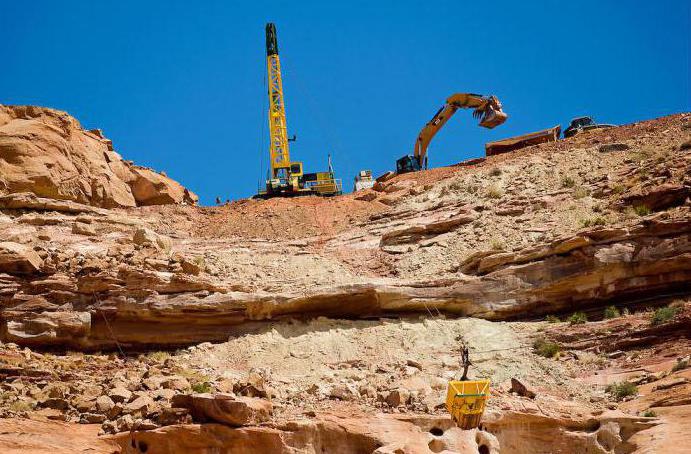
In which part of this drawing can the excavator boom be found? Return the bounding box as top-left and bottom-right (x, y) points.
(397, 93), (507, 174)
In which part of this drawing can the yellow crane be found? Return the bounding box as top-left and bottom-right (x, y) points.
(257, 23), (342, 198)
(396, 93), (508, 174)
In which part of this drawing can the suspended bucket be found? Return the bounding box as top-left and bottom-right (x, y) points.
(445, 379), (490, 430)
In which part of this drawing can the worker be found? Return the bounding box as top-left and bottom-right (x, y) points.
(455, 336), (472, 381)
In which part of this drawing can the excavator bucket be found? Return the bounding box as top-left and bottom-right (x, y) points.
(478, 107), (508, 129)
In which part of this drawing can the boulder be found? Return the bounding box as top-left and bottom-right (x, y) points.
(133, 228), (172, 250)
(109, 386), (133, 404)
(171, 393), (272, 427)
(96, 395), (115, 413)
(621, 183), (690, 211)
(125, 395), (156, 416)
(384, 388), (410, 407)
(0, 241), (43, 274)
(510, 378), (537, 399)
(128, 166), (198, 206)
(72, 222), (97, 236)
(329, 384), (358, 401)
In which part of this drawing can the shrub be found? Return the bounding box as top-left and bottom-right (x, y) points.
(651, 305), (680, 326)
(448, 180), (463, 191)
(612, 184), (626, 194)
(9, 400), (34, 412)
(561, 176), (576, 188)
(567, 312), (588, 325)
(490, 239), (504, 251)
(672, 359), (689, 373)
(533, 338), (561, 358)
(580, 217), (607, 228)
(603, 306), (621, 319)
(606, 381), (638, 400)
(486, 184), (504, 199)
(642, 409), (656, 418)
(147, 351), (170, 363)
(633, 205), (651, 216)
(489, 167), (502, 177)
(191, 382), (212, 393)
(573, 187), (589, 199)
(545, 315), (561, 323)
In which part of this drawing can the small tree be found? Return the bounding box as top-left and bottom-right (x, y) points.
(567, 311), (588, 325)
(604, 306), (620, 319)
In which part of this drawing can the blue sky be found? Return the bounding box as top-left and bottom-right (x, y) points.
(2, 1), (689, 204)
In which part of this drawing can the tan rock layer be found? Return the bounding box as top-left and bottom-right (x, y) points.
(1, 218), (688, 349)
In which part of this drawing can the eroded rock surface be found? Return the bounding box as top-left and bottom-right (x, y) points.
(0, 105), (197, 207)
(0, 111), (689, 453)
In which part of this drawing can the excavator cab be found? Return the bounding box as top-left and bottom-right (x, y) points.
(396, 155), (423, 174)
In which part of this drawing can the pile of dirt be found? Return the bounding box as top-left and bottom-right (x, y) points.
(195, 195), (388, 240)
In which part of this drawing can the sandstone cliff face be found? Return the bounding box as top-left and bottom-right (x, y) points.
(0, 112), (688, 453)
(0, 105), (197, 208)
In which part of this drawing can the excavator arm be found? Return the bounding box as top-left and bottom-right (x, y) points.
(397, 93), (507, 173)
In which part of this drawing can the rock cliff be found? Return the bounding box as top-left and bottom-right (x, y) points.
(0, 105), (197, 208)
(0, 111), (689, 453)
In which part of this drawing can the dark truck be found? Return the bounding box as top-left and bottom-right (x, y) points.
(563, 116), (616, 138)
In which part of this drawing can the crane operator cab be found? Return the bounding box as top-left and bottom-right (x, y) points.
(267, 161), (304, 193)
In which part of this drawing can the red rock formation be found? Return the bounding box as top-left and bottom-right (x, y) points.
(0, 105), (197, 208)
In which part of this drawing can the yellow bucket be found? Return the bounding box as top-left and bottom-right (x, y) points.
(445, 379), (490, 430)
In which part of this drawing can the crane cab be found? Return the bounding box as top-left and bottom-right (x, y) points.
(262, 161), (304, 196)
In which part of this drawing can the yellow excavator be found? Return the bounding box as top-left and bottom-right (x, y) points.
(396, 93), (508, 174)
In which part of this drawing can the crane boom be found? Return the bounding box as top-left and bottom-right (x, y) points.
(256, 23), (342, 198)
(397, 93), (507, 174)
(266, 23), (294, 181)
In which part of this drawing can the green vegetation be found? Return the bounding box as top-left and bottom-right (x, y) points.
(561, 176), (576, 188)
(545, 315), (561, 323)
(490, 239), (505, 251)
(633, 204), (651, 216)
(533, 338), (561, 358)
(9, 400), (34, 412)
(642, 409), (656, 418)
(603, 306), (621, 319)
(146, 351), (170, 362)
(191, 382), (212, 393)
(672, 359), (689, 373)
(573, 186), (589, 199)
(448, 180), (463, 191)
(579, 217), (607, 228)
(486, 183), (504, 199)
(612, 184), (626, 194)
(606, 381), (638, 400)
(651, 305), (680, 326)
(567, 311), (588, 325)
